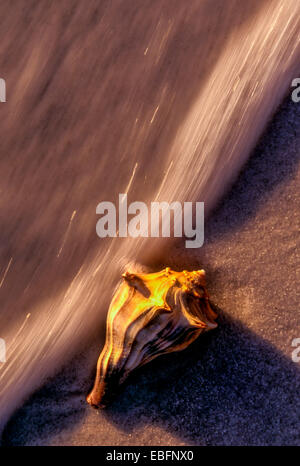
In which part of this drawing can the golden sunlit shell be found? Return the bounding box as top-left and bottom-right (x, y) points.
(87, 268), (217, 408)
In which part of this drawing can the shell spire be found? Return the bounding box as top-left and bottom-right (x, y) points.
(87, 268), (217, 408)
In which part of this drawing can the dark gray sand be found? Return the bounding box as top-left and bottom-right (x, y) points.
(3, 96), (300, 446)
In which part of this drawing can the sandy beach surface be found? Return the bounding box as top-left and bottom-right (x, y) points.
(3, 95), (300, 446)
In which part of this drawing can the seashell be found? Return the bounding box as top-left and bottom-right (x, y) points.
(86, 268), (217, 408)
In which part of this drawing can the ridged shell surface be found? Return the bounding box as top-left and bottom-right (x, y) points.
(87, 268), (217, 407)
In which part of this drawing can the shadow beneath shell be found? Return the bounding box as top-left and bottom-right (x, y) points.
(98, 308), (300, 445)
(4, 306), (299, 446)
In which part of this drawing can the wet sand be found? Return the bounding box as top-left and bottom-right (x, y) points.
(3, 95), (300, 445)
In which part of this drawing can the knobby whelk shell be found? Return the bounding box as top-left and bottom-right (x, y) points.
(87, 268), (218, 408)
